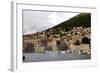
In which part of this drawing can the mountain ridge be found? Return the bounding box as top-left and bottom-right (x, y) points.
(45, 13), (91, 34)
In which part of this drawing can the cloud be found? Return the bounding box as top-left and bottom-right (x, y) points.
(23, 10), (79, 34)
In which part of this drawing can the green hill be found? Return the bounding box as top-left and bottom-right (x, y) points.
(45, 13), (91, 34)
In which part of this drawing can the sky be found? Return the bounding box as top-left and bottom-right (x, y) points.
(23, 10), (79, 34)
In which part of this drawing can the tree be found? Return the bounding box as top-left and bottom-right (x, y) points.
(81, 37), (90, 44)
(74, 40), (80, 45)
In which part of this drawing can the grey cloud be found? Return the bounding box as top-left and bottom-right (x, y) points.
(23, 10), (79, 34)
